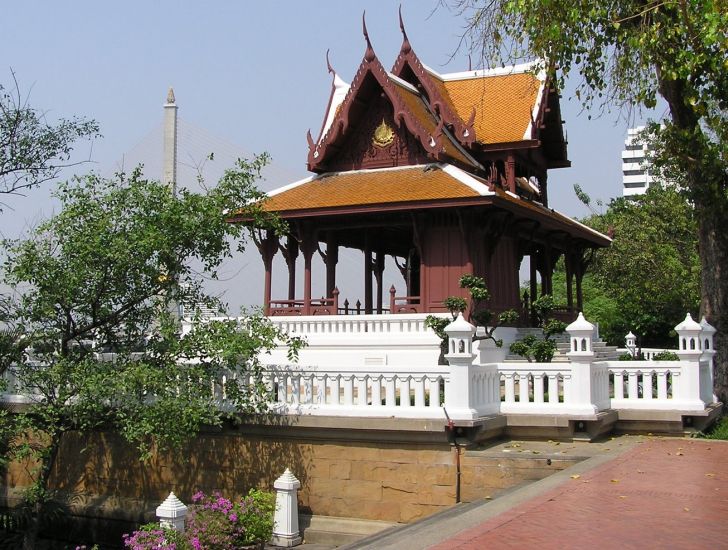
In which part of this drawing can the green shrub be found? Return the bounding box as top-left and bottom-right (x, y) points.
(653, 351), (679, 361)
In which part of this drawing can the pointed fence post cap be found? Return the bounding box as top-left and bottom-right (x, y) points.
(444, 312), (475, 336)
(156, 492), (187, 518)
(700, 316), (717, 335)
(566, 312), (594, 333)
(274, 468), (301, 491)
(675, 312), (701, 333)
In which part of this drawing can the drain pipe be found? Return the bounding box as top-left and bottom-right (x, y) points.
(444, 407), (462, 504)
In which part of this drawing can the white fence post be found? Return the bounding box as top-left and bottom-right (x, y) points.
(625, 331), (637, 358)
(674, 313), (705, 409)
(443, 313), (478, 420)
(566, 313), (603, 413)
(271, 468), (302, 547)
(156, 492), (187, 532)
(700, 316), (717, 403)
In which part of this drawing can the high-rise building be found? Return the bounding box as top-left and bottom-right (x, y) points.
(622, 126), (653, 196)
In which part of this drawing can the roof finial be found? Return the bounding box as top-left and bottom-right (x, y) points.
(362, 11), (375, 62)
(166, 87), (176, 104)
(398, 5), (411, 53)
(326, 49), (335, 75)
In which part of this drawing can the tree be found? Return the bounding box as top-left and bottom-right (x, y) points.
(582, 185), (700, 347)
(509, 295), (567, 363)
(450, 0), (728, 402)
(425, 275), (518, 363)
(1, 158), (302, 548)
(0, 72), (99, 208)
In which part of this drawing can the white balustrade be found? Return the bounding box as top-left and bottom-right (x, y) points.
(261, 366), (448, 419)
(3, 313), (717, 423)
(498, 364), (575, 415)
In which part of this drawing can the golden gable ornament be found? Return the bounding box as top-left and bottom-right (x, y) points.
(372, 119), (395, 147)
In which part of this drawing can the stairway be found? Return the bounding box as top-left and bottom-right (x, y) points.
(505, 328), (620, 362)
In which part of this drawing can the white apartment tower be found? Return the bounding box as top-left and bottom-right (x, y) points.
(622, 126), (653, 196)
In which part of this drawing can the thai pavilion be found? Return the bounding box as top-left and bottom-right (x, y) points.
(230, 17), (610, 324)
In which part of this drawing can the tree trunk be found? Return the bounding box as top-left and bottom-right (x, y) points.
(22, 434), (61, 550)
(657, 71), (728, 406)
(696, 205), (728, 404)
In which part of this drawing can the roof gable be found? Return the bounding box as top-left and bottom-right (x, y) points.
(307, 17), (480, 173)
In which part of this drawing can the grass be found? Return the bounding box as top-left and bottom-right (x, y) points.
(698, 416), (728, 440)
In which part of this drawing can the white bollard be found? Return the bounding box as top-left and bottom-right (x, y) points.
(156, 492), (187, 532)
(271, 468), (302, 547)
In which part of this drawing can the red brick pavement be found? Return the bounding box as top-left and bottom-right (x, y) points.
(429, 439), (728, 550)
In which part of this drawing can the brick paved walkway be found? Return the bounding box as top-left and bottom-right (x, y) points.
(429, 439), (728, 550)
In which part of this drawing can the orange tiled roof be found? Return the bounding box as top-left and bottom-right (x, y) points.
(262, 165), (487, 213)
(440, 72), (541, 144)
(390, 80), (476, 168)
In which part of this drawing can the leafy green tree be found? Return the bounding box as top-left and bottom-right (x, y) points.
(451, 0), (727, 402)
(425, 275), (518, 362)
(1, 158), (302, 549)
(509, 295), (566, 362)
(581, 185), (699, 347)
(0, 73), (98, 207)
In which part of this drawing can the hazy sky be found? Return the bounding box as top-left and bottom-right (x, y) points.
(2, 1), (664, 312)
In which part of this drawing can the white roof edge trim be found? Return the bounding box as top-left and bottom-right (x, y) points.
(388, 73), (419, 94)
(442, 164), (494, 196)
(420, 62), (443, 80)
(266, 175), (316, 198)
(552, 208), (613, 242)
(439, 60), (545, 82)
(319, 74), (351, 142)
(523, 78), (547, 139)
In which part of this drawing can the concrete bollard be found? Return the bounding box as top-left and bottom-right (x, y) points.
(271, 468), (302, 547)
(156, 491), (187, 532)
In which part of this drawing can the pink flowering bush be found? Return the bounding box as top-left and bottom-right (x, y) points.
(123, 489), (275, 550)
(122, 524), (184, 550)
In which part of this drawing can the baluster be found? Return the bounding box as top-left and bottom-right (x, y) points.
(278, 375), (288, 404)
(371, 375), (382, 406)
(329, 375), (341, 405)
(657, 371), (668, 401)
(385, 376), (396, 406)
(504, 373), (516, 403)
(614, 372), (624, 399)
(290, 374), (299, 405)
(414, 376), (425, 408)
(343, 375), (354, 406)
(302, 374), (313, 405)
(628, 372), (639, 399)
(400, 376), (411, 407)
(643, 371), (654, 399)
(356, 375), (368, 406)
(548, 375), (559, 404)
(315, 375), (325, 404)
(519, 374), (529, 403)
(428, 377), (441, 408)
(533, 374), (545, 403)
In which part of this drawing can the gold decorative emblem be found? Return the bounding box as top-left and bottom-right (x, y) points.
(372, 118), (395, 147)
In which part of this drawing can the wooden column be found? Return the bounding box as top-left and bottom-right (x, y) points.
(325, 232), (339, 299)
(565, 253), (574, 311)
(279, 236), (299, 301)
(364, 238), (373, 315)
(255, 230), (279, 316)
(374, 250), (385, 313)
(529, 252), (538, 325)
(576, 261), (584, 312)
(506, 153), (516, 194)
(299, 227), (317, 316)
